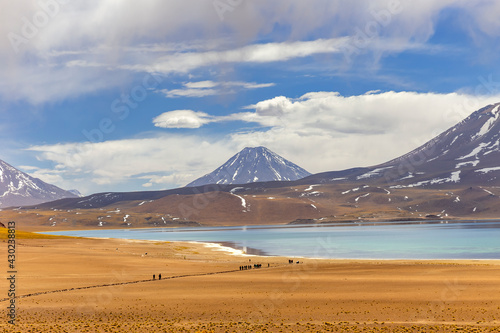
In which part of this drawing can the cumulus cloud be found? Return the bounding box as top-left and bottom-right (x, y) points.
(248, 96), (294, 117)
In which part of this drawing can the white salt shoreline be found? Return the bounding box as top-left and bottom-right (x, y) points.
(190, 241), (257, 257)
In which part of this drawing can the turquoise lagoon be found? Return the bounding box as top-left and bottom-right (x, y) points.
(44, 221), (500, 260)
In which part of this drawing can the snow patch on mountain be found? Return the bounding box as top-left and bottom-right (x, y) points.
(231, 193), (247, 211)
(354, 193), (370, 202)
(356, 166), (393, 180)
(475, 166), (500, 174)
(304, 184), (320, 191)
(455, 160), (479, 169)
(472, 105), (500, 140)
(457, 142), (490, 160)
(390, 171), (461, 189)
(449, 133), (463, 146)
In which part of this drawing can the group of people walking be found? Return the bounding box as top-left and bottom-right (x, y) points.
(239, 263), (270, 270)
(153, 274), (162, 280)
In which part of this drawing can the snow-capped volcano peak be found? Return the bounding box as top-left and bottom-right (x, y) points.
(0, 159), (77, 208)
(186, 146), (311, 187)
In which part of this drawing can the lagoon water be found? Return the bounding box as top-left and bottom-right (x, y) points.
(44, 221), (500, 259)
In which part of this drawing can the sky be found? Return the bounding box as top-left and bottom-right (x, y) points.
(2, 0), (500, 195)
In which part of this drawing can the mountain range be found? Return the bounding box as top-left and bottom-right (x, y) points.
(0, 159), (77, 208)
(3, 102), (500, 228)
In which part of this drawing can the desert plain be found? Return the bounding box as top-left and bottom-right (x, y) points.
(1, 228), (500, 332)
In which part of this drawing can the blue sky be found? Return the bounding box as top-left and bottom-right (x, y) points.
(2, 1), (500, 195)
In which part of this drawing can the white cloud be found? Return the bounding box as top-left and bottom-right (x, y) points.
(138, 174), (197, 188)
(3, 1), (500, 103)
(184, 81), (219, 89)
(157, 90), (500, 173)
(160, 80), (275, 98)
(240, 82), (275, 89)
(19, 166), (77, 192)
(161, 88), (220, 98)
(249, 96), (294, 117)
(228, 91), (500, 171)
(27, 90), (500, 195)
(27, 135), (236, 194)
(18, 165), (39, 172)
(153, 110), (214, 129)
(148, 38), (350, 74)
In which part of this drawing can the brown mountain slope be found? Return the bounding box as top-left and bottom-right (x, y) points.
(6, 184), (500, 230)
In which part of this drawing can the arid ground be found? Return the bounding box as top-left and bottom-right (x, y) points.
(1, 229), (500, 332)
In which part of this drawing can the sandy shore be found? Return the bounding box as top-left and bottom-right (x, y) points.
(1, 234), (500, 332)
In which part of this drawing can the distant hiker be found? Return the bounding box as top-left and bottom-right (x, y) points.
(159, 274), (161, 280)
(268, 263), (270, 267)
(153, 274), (155, 280)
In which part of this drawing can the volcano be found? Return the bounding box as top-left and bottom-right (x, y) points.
(186, 146), (311, 187)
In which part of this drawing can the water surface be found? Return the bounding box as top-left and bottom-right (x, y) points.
(44, 221), (500, 259)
